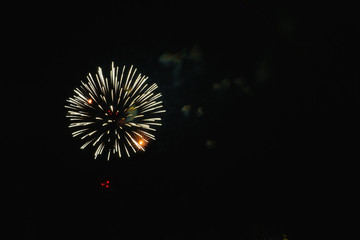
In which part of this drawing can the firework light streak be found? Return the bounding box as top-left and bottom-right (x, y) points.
(65, 63), (165, 160)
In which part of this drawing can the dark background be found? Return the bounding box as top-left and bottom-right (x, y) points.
(3, 0), (359, 239)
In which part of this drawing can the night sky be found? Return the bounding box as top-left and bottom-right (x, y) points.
(4, 1), (359, 239)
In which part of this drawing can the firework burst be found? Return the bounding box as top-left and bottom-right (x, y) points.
(65, 62), (165, 160)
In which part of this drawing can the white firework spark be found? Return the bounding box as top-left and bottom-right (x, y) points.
(65, 62), (165, 160)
